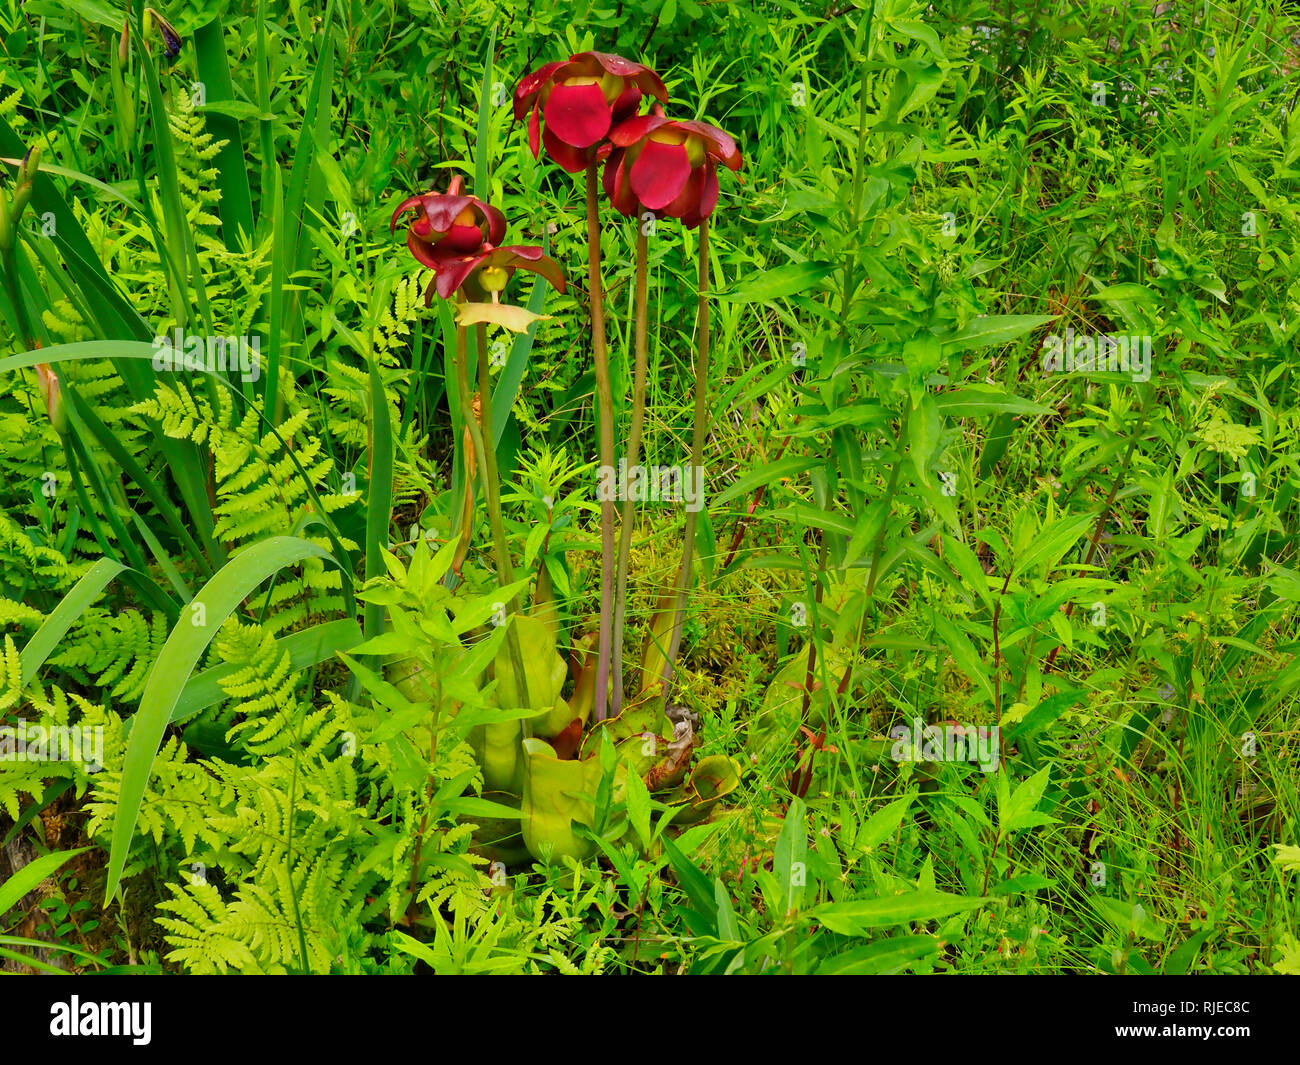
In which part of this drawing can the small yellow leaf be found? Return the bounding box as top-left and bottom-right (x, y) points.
(456, 302), (552, 333)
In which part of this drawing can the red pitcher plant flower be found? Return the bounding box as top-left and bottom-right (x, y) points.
(514, 52), (667, 172)
(390, 175), (506, 272)
(391, 177), (562, 314)
(604, 110), (742, 228)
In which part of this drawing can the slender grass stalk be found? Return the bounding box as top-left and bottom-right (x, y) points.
(585, 161), (616, 721)
(611, 228), (650, 715)
(660, 218), (711, 698)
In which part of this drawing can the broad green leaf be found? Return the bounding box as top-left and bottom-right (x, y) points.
(1012, 512), (1095, 579)
(855, 794), (913, 853)
(936, 384), (1051, 418)
(716, 262), (835, 303)
(999, 764), (1055, 832)
(817, 934), (940, 973)
(890, 18), (946, 60)
(908, 392), (942, 486)
(942, 314), (1055, 355)
(625, 769), (653, 850)
(1007, 690), (1082, 741)
(812, 890), (986, 934)
(365, 354), (393, 641)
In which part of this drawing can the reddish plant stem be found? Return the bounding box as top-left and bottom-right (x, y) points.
(660, 219), (711, 699)
(585, 161), (616, 721)
(612, 228), (649, 714)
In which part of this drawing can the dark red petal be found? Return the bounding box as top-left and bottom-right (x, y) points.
(670, 166), (718, 228)
(697, 165), (720, 218)
(635, 68), (669, 105)
(576, 55), (666, 105)
(562, 53), (606, 76)
(629, 139), (691, 210)
(440, 225), (486, 254)
(514, 61), (563, 119)
(494, 246), (566, 293)
(472, 199), (508, 245)
(609, 113), (671, 147)
(434, 253), (488, 299)
(663, 166), (701, 220)
(406, 231), (444, 270)
(604, 152), (639, 217)
(602, 147), (622, 199)
(490, 245), (543, 262)
(544, 82), (613, 148)
(528, 103), (541, 158)
(611, 85), (642, 122)
(674, 120), (742, 169)
(422, 194), (476, 234)
(541, 125), (592, 173)
(585, 52), (642, 75)
(390, 194), (425, 233)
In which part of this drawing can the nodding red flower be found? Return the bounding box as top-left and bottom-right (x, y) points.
(390, 175), (507, 270)
(604, 111), (742, 228)
(422, 244), (566, 304)
(514, 52), (667, 173)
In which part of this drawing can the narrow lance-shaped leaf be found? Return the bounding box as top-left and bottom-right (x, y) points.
(104, 537), (341, 904)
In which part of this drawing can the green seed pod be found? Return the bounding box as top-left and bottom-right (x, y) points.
(17, 145), (41, 186)
(8, 146), (40, 227)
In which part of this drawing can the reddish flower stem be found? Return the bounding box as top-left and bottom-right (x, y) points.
(660, 218), (711, 698)
(612, 228), (649, 715)
(585, 161), (616, 722)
